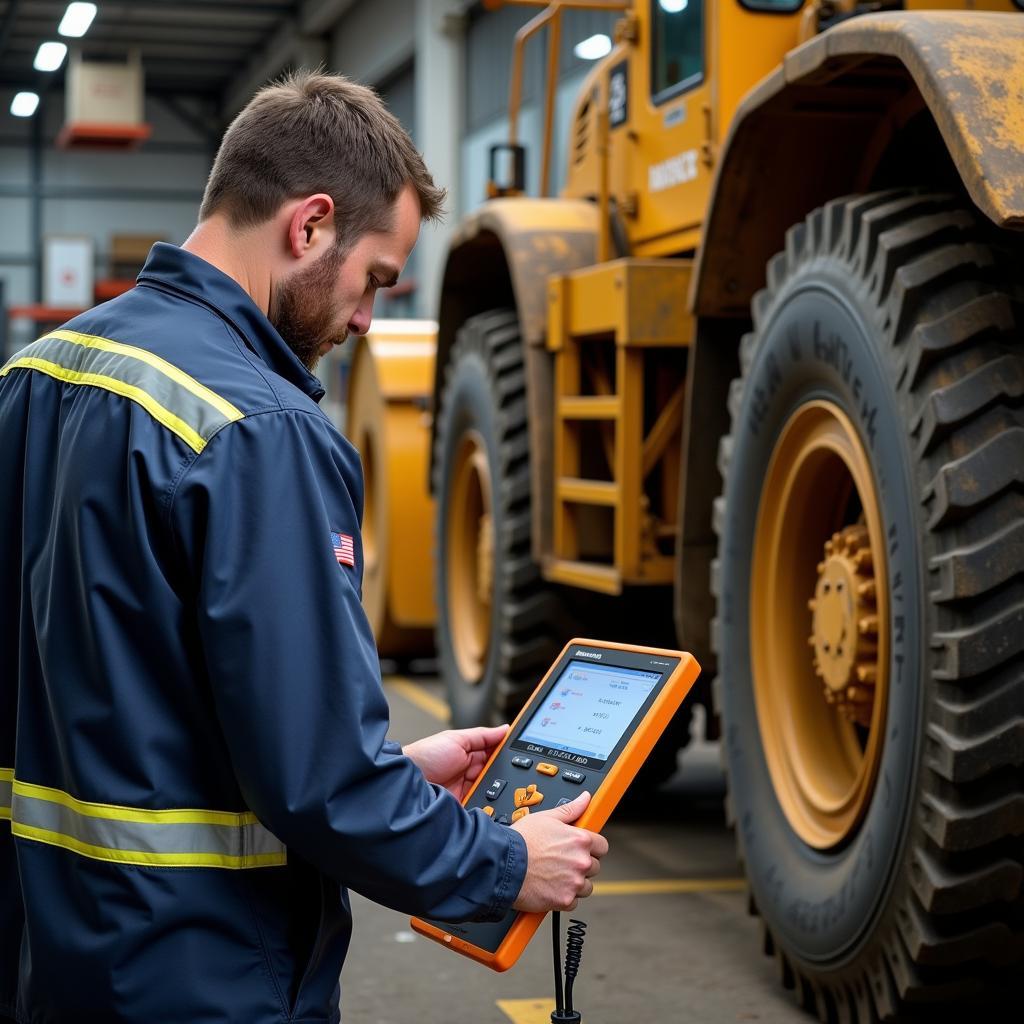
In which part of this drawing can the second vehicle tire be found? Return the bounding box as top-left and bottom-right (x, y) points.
(433, 310), (565, 726)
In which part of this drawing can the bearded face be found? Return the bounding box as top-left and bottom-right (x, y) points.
(269, 245), (347, 371)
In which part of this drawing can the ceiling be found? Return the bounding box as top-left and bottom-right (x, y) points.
(0, 0), (307, 100)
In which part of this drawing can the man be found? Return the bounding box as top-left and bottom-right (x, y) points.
(0, 72), (607, 1023)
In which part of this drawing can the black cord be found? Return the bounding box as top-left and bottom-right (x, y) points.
(550, 913), (586, 1024)
(552, 911), (564, 1015)
(563, 919), (587, 1014)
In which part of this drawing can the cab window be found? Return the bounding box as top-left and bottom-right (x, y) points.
(740, 0), (803, 10)
(650, 0), (704, 104)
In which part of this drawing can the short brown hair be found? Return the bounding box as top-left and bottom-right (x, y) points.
(200, 70), (446, 250)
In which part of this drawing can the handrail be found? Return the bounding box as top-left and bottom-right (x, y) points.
(488, 0), (630, 198)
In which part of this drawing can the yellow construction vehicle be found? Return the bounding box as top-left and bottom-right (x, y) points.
(358, 0), (1024, 1015)
(346, 320), (438, 660)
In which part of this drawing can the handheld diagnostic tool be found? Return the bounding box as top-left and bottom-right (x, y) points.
(411, 638), (700, 971)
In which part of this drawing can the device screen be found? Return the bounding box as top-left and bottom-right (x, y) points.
(514, 660), (661, 769)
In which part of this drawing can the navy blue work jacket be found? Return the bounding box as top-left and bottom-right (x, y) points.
(0, 243), (526, 1023)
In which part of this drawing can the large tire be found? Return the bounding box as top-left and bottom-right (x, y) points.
(433, 310), (565, 726)
(713, 190), (1024, 1020)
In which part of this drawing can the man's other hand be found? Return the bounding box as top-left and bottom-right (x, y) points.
(402, 725), (509, 800)
(510, 791), (608, 913)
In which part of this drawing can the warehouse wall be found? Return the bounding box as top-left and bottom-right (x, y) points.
(329, 0), (415, 91)
(2, 0), (617, 348)
(0, 89), (212, 353)
(460, 4), (615, 214)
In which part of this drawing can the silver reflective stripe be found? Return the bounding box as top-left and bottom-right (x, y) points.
(9, 779), (286, 870)
(0, 329), (243, 453)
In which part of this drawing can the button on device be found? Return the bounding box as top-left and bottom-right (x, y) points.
(536, 763), (558, 776)
(556, 797), (571, 807)
(514, 784), (544, 809)
(561, 770), (586, 785)
(495, 814), (511, 826)
(484, 779), (507, 801)
(510, 756), (533, 769)
(481, 805), (495, 817)
(510, 807), (530, 823)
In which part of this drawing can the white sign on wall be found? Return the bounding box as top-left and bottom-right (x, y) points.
(44, 235), (94, 309)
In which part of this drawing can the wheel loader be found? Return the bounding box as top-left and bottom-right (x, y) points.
(348, 0), (1024, 1017)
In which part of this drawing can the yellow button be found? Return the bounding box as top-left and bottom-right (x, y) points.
(481, 805), (495, 817)
(514, 783), (544, 809)
(537, 763), (558, 776)
(511, 807), (530, 823)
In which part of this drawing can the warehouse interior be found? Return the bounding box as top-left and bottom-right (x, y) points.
(0, 0), (614, 357)
(2, 3), (1021, 1024)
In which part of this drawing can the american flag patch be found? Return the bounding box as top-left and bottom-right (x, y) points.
(331, 531), (355, 568)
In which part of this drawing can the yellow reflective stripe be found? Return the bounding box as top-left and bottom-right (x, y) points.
(12, 779), (258, 827)
(48, 329), (243, 424)
(1, 356), (208, 453)
(0, 767), (12, 782)
(8, 778), (286, 869)
(11, 822), (286, 870)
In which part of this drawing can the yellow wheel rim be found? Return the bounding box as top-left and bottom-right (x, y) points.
(750, 400), (889, 850)
(446, 431), (493, 683)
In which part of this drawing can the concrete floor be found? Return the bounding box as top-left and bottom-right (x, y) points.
(336, 674), (811, 1024)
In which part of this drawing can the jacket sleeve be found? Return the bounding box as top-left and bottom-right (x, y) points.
(168, 408), (526, 922)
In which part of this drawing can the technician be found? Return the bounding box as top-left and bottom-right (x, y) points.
(0, 72), (607, 1023)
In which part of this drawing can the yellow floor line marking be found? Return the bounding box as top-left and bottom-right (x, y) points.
(594, 877), (745, 895)
(385, 677), (451, 723)
(496, 998), (556, 1024)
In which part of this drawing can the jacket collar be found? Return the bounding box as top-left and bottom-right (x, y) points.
(137, 242), (325, 403)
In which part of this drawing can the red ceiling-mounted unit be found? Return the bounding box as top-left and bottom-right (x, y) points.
(57, 49), (152, 150)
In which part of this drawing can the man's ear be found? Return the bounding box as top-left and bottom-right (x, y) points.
(287, 194), (335, 259)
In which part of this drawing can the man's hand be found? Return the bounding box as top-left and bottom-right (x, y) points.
(511, 791), (608, 913)
(402, 725), (509, 801)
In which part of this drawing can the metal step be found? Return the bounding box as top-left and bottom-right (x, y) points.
(557, 477), (618, 506)
(543, 558), (621, 595)
(557, 395), (620, 420)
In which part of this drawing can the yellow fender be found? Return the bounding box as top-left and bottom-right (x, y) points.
(346, 322), (437, 659)
(694, 11), (1024, 317)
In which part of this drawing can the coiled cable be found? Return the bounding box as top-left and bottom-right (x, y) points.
(550, 912), (587, 1023)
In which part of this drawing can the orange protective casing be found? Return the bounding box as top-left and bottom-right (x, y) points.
(410, 638), (701, 971)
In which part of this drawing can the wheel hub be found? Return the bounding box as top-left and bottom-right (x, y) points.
(749, 400), (890, 849)
(809, 525), (878, 727)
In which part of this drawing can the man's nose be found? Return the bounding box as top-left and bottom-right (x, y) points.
(348, 298), (373, 337)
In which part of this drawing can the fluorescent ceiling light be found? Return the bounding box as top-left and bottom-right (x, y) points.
(59, 3), (98, 38)
(11, 92), (40, 118)
(659, 0), (688, 12)
(574, 34), (612, 61)
(34, 41), (68, 72)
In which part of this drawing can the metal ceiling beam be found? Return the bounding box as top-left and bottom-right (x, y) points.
(0, 0), (23, 66)
(91, 5), (290, 29)
(4, 40), (250, 60)
(299, 0), (358, 35)
(101, 1), (294, 12)
(10, 22), (266, 44)
(150, 92), (222, 150)
(221, 0), (374, 119)
(222, 5), (328, 120)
